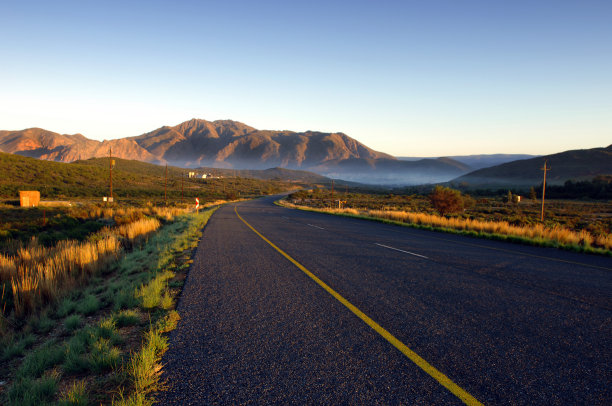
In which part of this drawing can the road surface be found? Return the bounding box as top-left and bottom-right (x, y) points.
(159, 196), (611, 405)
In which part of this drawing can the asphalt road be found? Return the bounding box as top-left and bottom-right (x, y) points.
(159, 196), (612, 405)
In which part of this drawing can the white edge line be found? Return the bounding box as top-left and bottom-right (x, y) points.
(375, 243), (429, 259)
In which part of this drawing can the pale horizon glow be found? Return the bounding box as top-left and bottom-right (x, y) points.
(1, 1), (610, 157)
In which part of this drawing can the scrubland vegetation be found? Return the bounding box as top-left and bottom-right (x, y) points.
(0, 153), (300, 202)
(0, 203), (217, 405)
(284, 188), (612, 254)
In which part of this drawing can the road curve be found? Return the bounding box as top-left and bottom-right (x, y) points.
(159, 196), (611, 405)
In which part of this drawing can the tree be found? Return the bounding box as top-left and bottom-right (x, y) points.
(463, 194), (476, 210)
(429, 186), (464, 216)
(529, 187), (537, 201)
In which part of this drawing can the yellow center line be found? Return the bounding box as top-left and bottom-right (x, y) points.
(234, 206), (483, 406)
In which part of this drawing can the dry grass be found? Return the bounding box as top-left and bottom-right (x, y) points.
(1, 237), (120, 316)
(0, 208), (175, 319)
(66, 205), (191, 223)
(0, 202), (224, 323)
(282, 201), (612, 251)
(115, 218), (162, 242)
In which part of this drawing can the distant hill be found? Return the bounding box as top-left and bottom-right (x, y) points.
(0, 152), (167, 198)
(0, 153), (307, 199)
(399, 154), (537, 170)
(1, 119), (472, 185)
(450, 145), (612, 188)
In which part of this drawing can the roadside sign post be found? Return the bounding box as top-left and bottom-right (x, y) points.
(195, 197), (200, 213)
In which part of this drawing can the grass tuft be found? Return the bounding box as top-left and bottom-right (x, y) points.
(64, 314), (82, 332)
(113, 309), (140, 328)
(63, 334), (91, 374)
(113, 288), (139, 311)
(157, 310), (180, 334)
(18, 341), (65, 379)
(118, 327), (168, 405)
(30, 312), (55, 334)
(59, 379), (89, 405)
(7, 374), (59, 406)
(78, 294), (101, 316)
(137, 271), (174, 309)
(89, 338), (121, 372)
(54, 297), (77, 318)
(1, 333), (36, 361)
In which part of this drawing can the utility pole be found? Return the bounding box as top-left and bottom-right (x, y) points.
(181, 172), (184, 204)
(164, 164), (168, 205)
(109, 147), (113, 201)
(331, 180), (334, 199)
(540, 160), (550, 221)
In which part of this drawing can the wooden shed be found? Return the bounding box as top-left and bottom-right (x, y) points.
(19, 191), (40, 207)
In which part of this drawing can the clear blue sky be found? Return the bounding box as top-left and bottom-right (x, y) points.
(1, 0), (610, 156)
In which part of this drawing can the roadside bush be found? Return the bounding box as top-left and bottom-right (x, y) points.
(429, 186), (464, 216)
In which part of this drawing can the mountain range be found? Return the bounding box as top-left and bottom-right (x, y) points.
(1, 119), (609, 187)
(0, 119), (470, 185)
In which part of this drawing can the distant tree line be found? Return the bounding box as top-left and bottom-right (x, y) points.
(444, 176), (612, 200)
(541, 176), (612, 200)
